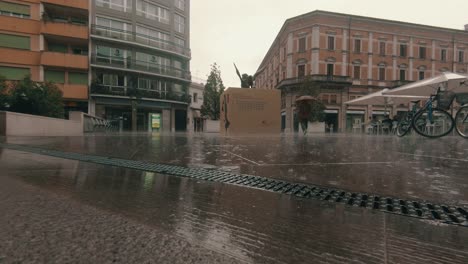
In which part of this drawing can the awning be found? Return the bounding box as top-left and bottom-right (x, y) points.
(372, 111), (390, 115)
(347, 110), (365, 114)
(324, 109), (339, 114)
(383, 72), (468, 96)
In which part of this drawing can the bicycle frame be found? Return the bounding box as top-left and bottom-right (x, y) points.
(417, 90), (441, 124)
(403, 100), (421, 122)
(459, 103), (468, 124)
(422, 96), (435, 123)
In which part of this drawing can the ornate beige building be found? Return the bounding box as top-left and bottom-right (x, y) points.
(254, 10), (468, 132)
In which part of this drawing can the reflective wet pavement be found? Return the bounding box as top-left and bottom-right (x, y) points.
(0, 134), (467, 263)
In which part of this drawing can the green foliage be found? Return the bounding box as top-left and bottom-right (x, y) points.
(3, 76), (64, 118)
(296, 75), (326, 123)
(298, 75), (321, 97)
(297, 99), (326, 123)
(0, 75), (8, 110)
(201, 63), (225, 120)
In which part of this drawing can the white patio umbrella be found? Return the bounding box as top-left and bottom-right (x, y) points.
(296, 95), (316, 102)
(383, 72), (468, 97)
(345, 89), (429, 106)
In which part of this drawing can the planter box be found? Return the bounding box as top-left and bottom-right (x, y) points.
(205, 120), (220, 133)
(299, 121), (326, 134)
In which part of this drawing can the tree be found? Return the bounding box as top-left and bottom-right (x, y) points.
(6, 76), (64, 118)
(201, 63), (225, 120)
(0, 75), (8, 110)
(295, 75), (326, 134)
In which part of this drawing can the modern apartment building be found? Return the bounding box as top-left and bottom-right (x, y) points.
(0, 0), (89, 114)
(89, 0), (191, 132)
(254, 10), (468, 132)
(0, 0), (191, 132)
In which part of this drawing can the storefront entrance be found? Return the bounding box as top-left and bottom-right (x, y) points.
(175, 109), (187, 131)
(346, 110), (365, 132)
(324, 110), (338, 132)
(105, 107), (151, 132)
(193, 118), (204, 132)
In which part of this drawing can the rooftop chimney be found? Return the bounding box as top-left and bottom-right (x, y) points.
(465, 24), (468, 31)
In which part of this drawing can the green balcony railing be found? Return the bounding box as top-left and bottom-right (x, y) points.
(90, 84), (190, 104)
(91, 24), (190, 58)
(91, 54), (191, 81)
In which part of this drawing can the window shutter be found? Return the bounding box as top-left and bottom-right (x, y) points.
(0, 66), (30, 80)
(45, 70), (65, 83)
(69, 72), (88, 85)
(0, 2), (30, 15)
(0, 33), (30, 50)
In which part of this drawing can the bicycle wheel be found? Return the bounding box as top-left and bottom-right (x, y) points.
(455, 105), (468, 138)
(412, 107), (454, 138)
(396, 113), (411, 137)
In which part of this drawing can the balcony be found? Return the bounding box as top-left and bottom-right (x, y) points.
(41, 0), (88, 10)
(277, 75), (353, 88)
(90, 25), (191, 58)
(0, 48), (40, 65)
(90, 54), (191, 82)
(0, 16), (40, 34)
(41, 52), (88, 70)
(41, 21), (88, 39)
(308, 75), (353, 83)
(90, 84), (190, 104)
(56, 83), (88, 100)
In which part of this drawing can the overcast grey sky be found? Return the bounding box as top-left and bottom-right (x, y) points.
(190, 0), (468, 88)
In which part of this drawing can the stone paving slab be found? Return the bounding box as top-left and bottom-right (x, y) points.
(0, 145), (467, 263)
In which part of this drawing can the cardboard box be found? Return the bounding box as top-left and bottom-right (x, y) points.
(220, 88), (280, 135)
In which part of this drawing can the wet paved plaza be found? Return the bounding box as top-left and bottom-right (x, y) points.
(0, 133), (467, 263)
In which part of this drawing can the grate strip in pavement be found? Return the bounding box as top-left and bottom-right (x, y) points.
(1, 143), (467, 228)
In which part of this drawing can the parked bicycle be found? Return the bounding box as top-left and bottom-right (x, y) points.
(396, 100), (420, 137)
(410, 89), (455, 138)
(454, 93), (468, 138)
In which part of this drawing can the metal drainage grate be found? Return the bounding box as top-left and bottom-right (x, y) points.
(2, 143), (468, 228)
